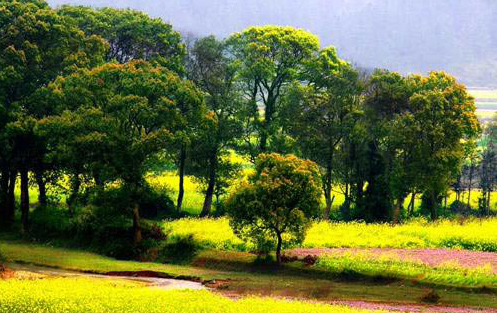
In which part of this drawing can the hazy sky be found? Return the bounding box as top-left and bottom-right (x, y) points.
(47, 0), (497, 87)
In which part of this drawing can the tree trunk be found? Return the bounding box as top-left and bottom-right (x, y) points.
(276, 231), (282, 265)
(430, 191), (438, 220)
(67, 175), (81, 216)
(200, 155), (217, 217)
(392, 197), (404, 224)
(176, 146), (186, 212)
(20, 169), (29, 234)
(322, 163), (332, 219)
(259, 95), (276, 153)
(0, 169), (9, 224)
(132, 202), (142, 246)
(467, 161), (474, 209)
(323, 192), (332, 220)
(93, 172), (104, 188)
(408, 192), (416, 216)
(259, 131), (268, 153)
(6, 171), (16, 224)
(444, 193), (448, 215)
(487, 192), (491, 216)
(35, 171), (47, 208)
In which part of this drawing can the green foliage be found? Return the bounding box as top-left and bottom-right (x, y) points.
(0, 0), (107, 229)
(186, 35), (244, 216)
(57, 5), (185, 73)
(159, 234), (200, 264)
(283, 47), (362, 216)
(228, 25), (321, 157)
(226, 153), (322, 262)
(37, 60), (204, 243)
(29, 205), (72, 239)
(70, 185), (171, 258)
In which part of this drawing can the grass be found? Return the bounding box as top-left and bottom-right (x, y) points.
(0, 278), (389, 313)
(314, 252), (496, 288)
(164, 217), (497, 252)
(0, 240), (218, 277)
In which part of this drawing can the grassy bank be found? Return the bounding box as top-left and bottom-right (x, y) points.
(314, 252), (496, 288)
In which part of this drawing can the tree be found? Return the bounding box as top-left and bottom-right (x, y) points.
(227, 26), (320, 160)
(38, 61), (204, 245)
(478, 114), (496, 214)
(406, 72), (480, 219)
(0, 0), (107, 231)
(226, 153), (321, 264)
(186, 36), (244, 216)
(57, 5), (192, 211)
(360, 70), (412, 222)
(284, 47), (363, 219)
(57, 5), (185, 74)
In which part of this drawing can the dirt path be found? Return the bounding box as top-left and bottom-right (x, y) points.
(330, 299), (497, 313)
(7, 263), (205, 290)
(286, 247), (497, 272)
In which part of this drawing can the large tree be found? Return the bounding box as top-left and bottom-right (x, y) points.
(403, 72), (480, 219)
(186, 36), (244, 216)
(284, 47), (363, 218)
(361, 70), (480, 221)
(0, 0), (107, 231)
(227, 26), (320, 160)
(38, 61), (204, 244)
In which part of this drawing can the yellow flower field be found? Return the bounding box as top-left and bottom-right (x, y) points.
(164, 217), (497, 251)
(0, 278), (388, 313)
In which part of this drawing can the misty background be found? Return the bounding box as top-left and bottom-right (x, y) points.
(47, 0), (497, 88)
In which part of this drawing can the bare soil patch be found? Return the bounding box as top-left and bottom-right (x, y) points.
(0, 264), (14, 279)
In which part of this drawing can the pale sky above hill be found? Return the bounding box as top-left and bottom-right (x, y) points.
(47, 0), (497, 87)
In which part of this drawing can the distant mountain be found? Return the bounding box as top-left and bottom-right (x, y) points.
(47, 0), (497, 87)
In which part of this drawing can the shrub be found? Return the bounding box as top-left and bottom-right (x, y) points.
(159, 234), (199, 264)
(29, 205), (72, 240)
(449, 200), (472, 214)
(70, 185), (172, 259)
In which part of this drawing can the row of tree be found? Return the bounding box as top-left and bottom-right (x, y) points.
(0, 1), (493, 244)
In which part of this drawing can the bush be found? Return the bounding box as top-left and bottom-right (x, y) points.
(212, 200), (227, 217)
(139, 185), (176, 219)
(159, 234), (199, 264)
(69, 184), (172, 259)
(29, 206), (72, 240)
(449, 200), (472, 214)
